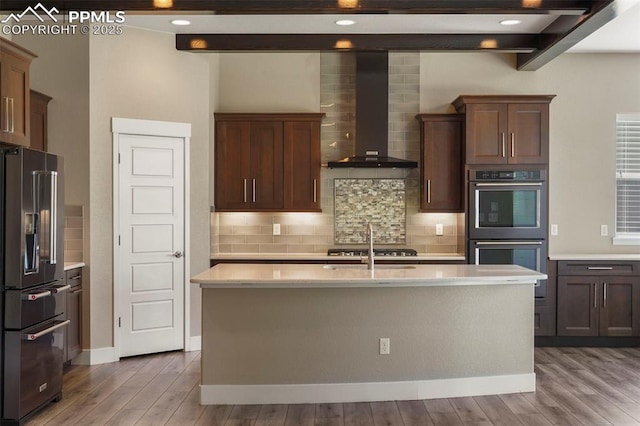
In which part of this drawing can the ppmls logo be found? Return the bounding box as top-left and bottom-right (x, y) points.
(1, 3), (59, 24)
(1, 3), (125, 36)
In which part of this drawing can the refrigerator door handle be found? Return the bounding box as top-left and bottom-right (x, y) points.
(49, 171), (58, 265)
(23, 320), (70, 341)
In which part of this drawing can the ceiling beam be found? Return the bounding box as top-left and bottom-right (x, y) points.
(0, 0), (592, 13)
(176, 33), (539, 52)
(516, 0), (616, 70)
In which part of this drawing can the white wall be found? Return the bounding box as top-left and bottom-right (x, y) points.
(88, 27), (211, 349)
(418, 52), (640, 255)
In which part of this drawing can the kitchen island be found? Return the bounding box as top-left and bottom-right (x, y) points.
(191, 263), (545, 405)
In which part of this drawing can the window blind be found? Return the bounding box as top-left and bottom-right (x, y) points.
(616, 113), (640, 234)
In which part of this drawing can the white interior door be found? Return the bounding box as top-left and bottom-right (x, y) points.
(115, 128), (186, 358)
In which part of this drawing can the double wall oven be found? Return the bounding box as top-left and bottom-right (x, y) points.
(467, 169), (548, 298)
(1, 147), (67, 425)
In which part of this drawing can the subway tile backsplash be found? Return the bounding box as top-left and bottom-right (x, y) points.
(211, 51), (464, 255)
(64, 205), (84, 263)
(211, 210), (463, 254)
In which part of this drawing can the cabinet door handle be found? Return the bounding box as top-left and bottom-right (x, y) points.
(426, 179), (431, 204)
(587, 266), (613, 270)
(243, 179), (247, 203)
(593, 283), (597, 309)
(603, 282), (607, 308)
(501, 133), (506, 158)
(9, 97), (14, 133)
(2, 97), (9, 132)
(313, 179), (317, 203)
(510, 133), (515, 157)
(252, 179), (256, 203)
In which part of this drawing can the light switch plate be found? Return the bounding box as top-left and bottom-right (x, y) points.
(601, 224), (608, 237)
(435, 224), (444, 236)
(273, 224), (281, 235)
(550, 224), (558, 236)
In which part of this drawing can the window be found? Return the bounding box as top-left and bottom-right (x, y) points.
(615, 113), (640, 244)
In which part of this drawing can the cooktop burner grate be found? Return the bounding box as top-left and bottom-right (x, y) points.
(328, 248), (418, 257)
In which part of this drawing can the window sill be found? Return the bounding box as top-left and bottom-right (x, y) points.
(613, 236), (640, 246)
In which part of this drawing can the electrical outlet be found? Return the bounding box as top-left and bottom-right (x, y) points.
(273, 223), (281, 235)
(379, 338), (390, 355)
(601, 224), (608, 237)
(550, 224), (558, 236)
(435, 224), (444, 236)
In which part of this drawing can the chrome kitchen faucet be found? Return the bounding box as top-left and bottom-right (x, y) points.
(363, 223), (374, 271)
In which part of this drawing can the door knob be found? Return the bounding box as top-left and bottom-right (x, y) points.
(173, 251), (183, 258)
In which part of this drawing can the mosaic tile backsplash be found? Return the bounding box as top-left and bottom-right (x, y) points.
(334, 179), (406, 244)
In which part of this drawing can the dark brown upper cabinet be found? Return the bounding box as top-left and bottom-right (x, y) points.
(30, 90), (52, 152)
(453, 95), (555, 165)
(214, 113), (324, 212)
(416, 114), (463, 212)
(0, 39), (36, 147)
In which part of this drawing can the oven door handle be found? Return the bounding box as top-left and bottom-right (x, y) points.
(22, 290), (52, 301)
(22, 320), (70, 341)
(474, 182), (543, 187)
(474, 241), (543, 245)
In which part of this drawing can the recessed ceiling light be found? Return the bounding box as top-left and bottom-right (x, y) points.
(171, 19), (191, 26)
(499, 19), (522, 26)
(335, 19), (356, 26)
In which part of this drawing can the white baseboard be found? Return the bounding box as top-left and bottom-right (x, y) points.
(200, 373), (535, 405)
(72, 337), (200, 365)
(189, 335), (202, 351)
(71, 347), (118, 365)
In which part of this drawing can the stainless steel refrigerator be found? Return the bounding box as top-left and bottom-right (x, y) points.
(1, 145), (67, 425)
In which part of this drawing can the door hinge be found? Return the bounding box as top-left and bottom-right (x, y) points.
(118, 235), (121, 246)
(118, 317), (121, 328)
(118, 153), (121, 164)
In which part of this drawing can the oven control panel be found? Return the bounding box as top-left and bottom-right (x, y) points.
(472, 170), (544, 181)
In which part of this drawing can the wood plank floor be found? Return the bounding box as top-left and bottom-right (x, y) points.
(24, 347), (640, 425)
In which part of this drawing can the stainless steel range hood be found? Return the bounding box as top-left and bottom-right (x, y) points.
(327, 52), (417, 169)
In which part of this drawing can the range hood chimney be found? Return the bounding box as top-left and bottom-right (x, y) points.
(327, 52), (418, 168)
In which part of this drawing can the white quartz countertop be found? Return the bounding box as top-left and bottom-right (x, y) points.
(64, 262), (85, 271)
(550, 254), (640, 261)
(211, 252), (466, 261)
(192, 263), (545, 289)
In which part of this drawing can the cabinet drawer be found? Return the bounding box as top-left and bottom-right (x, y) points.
(558, 261), (640, 276)
(65, 268), (82, 287)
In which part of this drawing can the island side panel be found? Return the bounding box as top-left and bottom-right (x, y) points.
(201, 284), (533, 388)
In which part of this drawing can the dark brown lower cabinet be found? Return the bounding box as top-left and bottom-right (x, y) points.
(557, 275), (640, 337)
(534, 260), (556, 336)
(64, 268), (83, 363)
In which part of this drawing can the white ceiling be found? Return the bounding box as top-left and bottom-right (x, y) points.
(121, 0), (640, 53)
(569, 0), (640, 52)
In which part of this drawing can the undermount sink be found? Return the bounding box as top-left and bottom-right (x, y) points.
(323, 264), (416, 271)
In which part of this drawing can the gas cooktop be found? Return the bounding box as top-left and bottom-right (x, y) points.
(327, 248), (418, 257)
